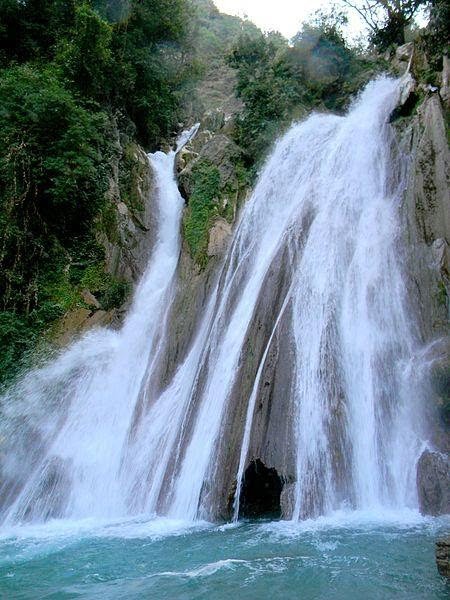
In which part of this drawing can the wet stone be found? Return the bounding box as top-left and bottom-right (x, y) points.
(239, 459), (283, 519)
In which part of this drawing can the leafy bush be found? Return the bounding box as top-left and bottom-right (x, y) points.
(56, 2), (113, 101)
(183, 160), (221, 267)
(421, 0), (450, 71)
(228, 10), (386, 165)
(0, 0), (194, 384)
(0, 64), (110, 313)
(80, 264), (130, 309)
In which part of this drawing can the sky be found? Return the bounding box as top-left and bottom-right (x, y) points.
(213, 0), (363, 40)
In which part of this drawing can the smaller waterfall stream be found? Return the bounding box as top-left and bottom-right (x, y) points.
(0, 124), (199, 524)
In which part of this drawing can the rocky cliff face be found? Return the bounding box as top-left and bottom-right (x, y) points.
(141, 43), (450, 521)
(56, 42), (448, 521)
(436, 535), (450, 578)
(158, 110), (250, 393)
(53, 126), (156, 346)
(391, 43), (449, 516)
(162, 43), (450, 520)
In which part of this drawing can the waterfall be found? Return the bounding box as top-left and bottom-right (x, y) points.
(0, 124), (199, 523)
(0, 77), (427, 527)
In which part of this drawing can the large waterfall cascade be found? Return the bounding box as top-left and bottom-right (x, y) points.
(0, 76), (429, 527)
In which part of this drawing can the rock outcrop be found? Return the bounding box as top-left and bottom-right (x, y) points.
(159, 44), (450, 521)
(436, 536), (450, 578)
(53, 128), (156, 345)
(154, 108), (249, 389)
(394, 46), (450, 515)
(416, 450), (450, 515)
(101, 131), (156, 285)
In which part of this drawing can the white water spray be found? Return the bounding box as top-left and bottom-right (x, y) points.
(0, 77), (427, 527)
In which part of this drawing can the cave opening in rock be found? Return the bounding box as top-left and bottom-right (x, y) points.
(239, 459), (283, 519)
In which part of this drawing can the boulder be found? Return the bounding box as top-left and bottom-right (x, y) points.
(391, 42), (414, 74)
(199, 134), (242, 188)
(201, 109), (226, 133)
(441, 55), (450, 108)
(207, 218), (232, 258)
(416, 450), (450, 516)
(80, 289), (100, 309)
(178, 132), (243, 199)
(102, 133), (156, 285)
(396, 42), (414, 63)
(390, 73), (418, 121)
(176, 147), (198, 173)
(436, 536), (450, 578)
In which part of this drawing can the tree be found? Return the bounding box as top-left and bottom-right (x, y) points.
(0, 0), (76, 65)
(422, 0), (450, 69)
(227, 10), (364, 163)
(57, 3), (113, 101)
(340, 0), (428, 48)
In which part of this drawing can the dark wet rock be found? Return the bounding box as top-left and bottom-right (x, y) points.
(203, 240), (299, 520)
(178, 132), (242, 199)
(156, 240), (220, 394)
(102, 138), (156, 285)
(430, 345), (450, 431)
(239, 459), (283, 519)
(395, 73), (450, 461)
(436, 536), (450, 578)
(416, 450), (450, 516)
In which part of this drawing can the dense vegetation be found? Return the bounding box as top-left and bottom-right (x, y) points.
(182, 160), (222, 267)
(190, 0), (259, 66)
(227, 9), (385, 165)
(0, 0), (195, 385)
(0, 0), (260, 385)
(0, 0), (447, 386)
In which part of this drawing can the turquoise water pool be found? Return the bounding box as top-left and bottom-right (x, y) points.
(0, 512), (448, 599)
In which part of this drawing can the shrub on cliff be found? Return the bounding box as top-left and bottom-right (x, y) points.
(0, 0), (194, 384)
(227, 10), (375, 164)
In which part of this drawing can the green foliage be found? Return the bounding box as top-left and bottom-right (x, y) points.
(0, 64), (110, 313)
(421, 0), (450, 71)
(437, 281), (448, 307)
(228, 11), (375, 164)
(118, 142), (148, 213)
(183, 160), (221, 267)
(190, 0), (260, 66)
(80, 264), (130, 310)
(0, 311), (39, 387)
(0, 0), (76, 66)
(227, 32), (294, 160)
(0, 0), (194, 384)
(56, 3), (113, 101)
(107, 0), (193, 146)
(0, 0), (193, 145)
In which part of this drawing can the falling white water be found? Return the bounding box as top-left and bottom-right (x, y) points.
(0, 124), (199, 524)
(0, 77), (428, 528)
(228, 75), (426, 520)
